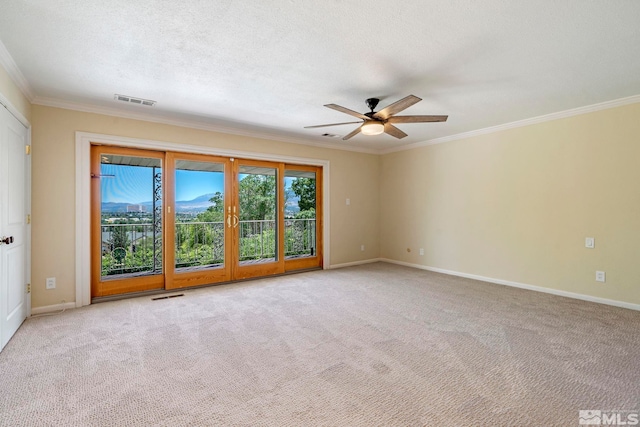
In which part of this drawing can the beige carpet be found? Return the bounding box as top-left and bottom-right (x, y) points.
(1, 262), (639, 426)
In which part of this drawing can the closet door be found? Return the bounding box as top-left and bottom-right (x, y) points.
(0, 107), (28, 351)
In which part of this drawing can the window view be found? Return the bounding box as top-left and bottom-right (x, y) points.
(99, 162), (319, 276)
(100, 155), (163, 278)
(174, 160), (225, 271)
(284, 170), (316, 259)
(93, 145), (323, 298)
(238, 166), (278, 264)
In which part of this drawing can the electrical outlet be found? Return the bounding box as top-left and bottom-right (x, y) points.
(585, 237), (595, 248)
(346, 198), (350, 205)
(360, 245), (365, 251)
(45, 277), (56, 289)
(419, 248), (424, 256)
(596, 271), (606, 283)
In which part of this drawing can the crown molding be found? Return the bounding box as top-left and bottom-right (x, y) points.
(0, 90), (30, 128)
(0, 39), (35, 102)
(29, 90), (640, 157)
(380, 94), (640, 155)
(32, 96), (380, 155)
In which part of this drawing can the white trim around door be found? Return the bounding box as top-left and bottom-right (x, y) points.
(75, 131), (331, 308)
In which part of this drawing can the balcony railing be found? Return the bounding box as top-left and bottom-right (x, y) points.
(100, 223), (160, 277)
(284, 218), (316, 258)
(239, 219), (277, 262)
(175, 221), (225, 269)
(101, 218), (317, 277)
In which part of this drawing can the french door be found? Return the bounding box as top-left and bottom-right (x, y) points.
(165, 153), (233, 289)
(91, 146), (322, 298)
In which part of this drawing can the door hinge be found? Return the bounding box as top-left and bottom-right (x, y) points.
(26, 214), (31, 224)
(25, 145), (31, 155)
(26, 283), (31, 294)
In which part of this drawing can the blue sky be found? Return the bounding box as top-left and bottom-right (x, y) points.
(101, 164), (301, 204)
(101, 164), (223, 203)
(176, 170), (223, 201)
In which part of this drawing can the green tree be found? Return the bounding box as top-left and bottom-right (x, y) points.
(196, 191), (224, 222)
(291, 178), (316, 212)
(110, 225), (129, 251)
(109, 225), (130, 265)
(294, 207), (315, 219)
(238, 174), (276, 220)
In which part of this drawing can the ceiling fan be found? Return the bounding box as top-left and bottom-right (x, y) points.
(305, 95), (447, 140)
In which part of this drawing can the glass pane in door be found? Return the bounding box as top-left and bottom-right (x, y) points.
(174, 160), (226, 271)
(284, 170), (316, 259)
(238, 165), (277, 264)
(100, 154), (162, 279)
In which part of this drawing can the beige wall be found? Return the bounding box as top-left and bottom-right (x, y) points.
(31, 105), (380, 308)
(0, 63), (31, 122)
(20, 96), (640, 309)
(381, 102), (640, 305)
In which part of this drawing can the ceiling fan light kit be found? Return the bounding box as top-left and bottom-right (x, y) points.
(361, 122), (384, 135)
(305, 95), (448, 141)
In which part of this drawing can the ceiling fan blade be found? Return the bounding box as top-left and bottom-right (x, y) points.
(342, 125), (364, 140)
(304, 121), (363, 129)
(375, 95), (422, 120)
(387, 115), (448, 123)
(384, 123), (408, 139)
(325, 104), (370, 120)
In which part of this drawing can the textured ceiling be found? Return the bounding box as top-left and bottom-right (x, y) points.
(1, 1), (640, 152)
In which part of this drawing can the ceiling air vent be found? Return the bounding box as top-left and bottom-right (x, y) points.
(114, 94), (156, 106)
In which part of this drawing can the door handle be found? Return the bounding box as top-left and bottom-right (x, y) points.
(227, 214), (232, 228)
(232, 206), (238, 228)
(1, 236), (14, 245)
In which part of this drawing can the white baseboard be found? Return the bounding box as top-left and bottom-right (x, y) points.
(379, 258), (640, 312)
(329, 258), (382, 269)
(30, 301), (76, 316)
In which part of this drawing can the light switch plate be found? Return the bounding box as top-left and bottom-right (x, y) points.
(585, 237), (595, 248)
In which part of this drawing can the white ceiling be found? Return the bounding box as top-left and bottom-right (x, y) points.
(1, 1), (640, 152)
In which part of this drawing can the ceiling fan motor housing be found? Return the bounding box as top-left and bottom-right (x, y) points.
(366, 98), (380, 112)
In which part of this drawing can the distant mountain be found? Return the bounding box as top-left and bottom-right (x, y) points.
(101, 202), (132, 213)
(101, 193), (216, 213)
(174, 193), (216, 212)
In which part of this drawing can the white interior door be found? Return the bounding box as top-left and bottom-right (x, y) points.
(0, 106), (29, 352)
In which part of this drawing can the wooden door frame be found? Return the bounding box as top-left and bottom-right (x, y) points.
(90, 145), (166, 297)
(165, 152), (233, 289)
(232, 158), (285, 280)
(283, 164), (323, 272)
(76, 132), (331, 307)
